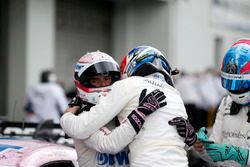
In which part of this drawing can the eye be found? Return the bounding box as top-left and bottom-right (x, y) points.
(103, 76), (111, 81)
(89, 78), (98, 84)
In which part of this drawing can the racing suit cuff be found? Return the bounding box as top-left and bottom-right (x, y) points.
(127, 109), (145, 134)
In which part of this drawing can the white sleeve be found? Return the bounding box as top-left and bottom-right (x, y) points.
(84, 119), (136, 154)
(60, 81), (134, 139)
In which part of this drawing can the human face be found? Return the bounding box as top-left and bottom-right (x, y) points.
(228, 88), (250, 105)
(88, 75), (112, 88)
(229, 88), (250, 94)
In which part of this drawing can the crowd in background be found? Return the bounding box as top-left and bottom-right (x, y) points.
(174, 68), (226, 131)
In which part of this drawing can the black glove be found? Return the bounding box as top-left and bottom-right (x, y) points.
(64, 96), (95, 139)
(68, 96), (83, 108)
(68, 96), (95, 114)
(128, 89), (167, 133)
(168, 117), (197, 146)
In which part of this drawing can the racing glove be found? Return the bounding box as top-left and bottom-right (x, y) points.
(68, 96), (95, 114)
(127, 89), (167, 133)
(168, 117), (197, 146)
(196, 127), (213, 144)
(197, 127), (249, 167)
(64, 96), (95, 139)
(206, 143), (249, 166)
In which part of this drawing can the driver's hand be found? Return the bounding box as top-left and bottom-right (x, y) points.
(65, 106), (80, 114)
(193, 140), (205, 152)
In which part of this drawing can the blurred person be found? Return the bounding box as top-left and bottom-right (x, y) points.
(62, 51), (166, 167)
(198, 68), (226, 110)
(24, 69), (68, 123)
(193, 39), (250, 167)
(176, 68), (226, 131)
(175, 72), (205, 131)
(61, 46), (190, 166)
(197, 68), (226, 127)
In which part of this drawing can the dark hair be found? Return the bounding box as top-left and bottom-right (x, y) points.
(40, 70), (53, 83)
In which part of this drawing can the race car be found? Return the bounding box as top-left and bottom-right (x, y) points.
(0, 120), (73, 146)
(0, 138), (78, 167)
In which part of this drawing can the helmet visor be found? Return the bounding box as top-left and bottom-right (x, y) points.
(221, 72), (250, 90)
(78, 61), (120, 87)
(85, 61), (119, 75)
(128, 55), (171, 77)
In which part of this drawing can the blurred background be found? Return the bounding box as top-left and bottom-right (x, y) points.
(0, 0), (250, 123)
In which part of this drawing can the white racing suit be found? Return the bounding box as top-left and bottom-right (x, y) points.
(73, 118), (130, 167)
(198, 95), (250, 166)
(61, 75), (188, 167)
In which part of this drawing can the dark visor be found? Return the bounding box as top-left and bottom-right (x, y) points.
(78, 61), (120, 87)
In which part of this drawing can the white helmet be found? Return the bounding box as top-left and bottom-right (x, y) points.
(74, 51), (120, 104)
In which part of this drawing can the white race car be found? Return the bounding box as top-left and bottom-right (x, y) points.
(0, 139), (78, 167)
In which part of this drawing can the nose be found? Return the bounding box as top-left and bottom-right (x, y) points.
(100, 79), (110, 87)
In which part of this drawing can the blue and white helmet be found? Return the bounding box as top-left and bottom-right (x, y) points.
(221, 39), (250, 105)
(120, 45), (178, 86)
